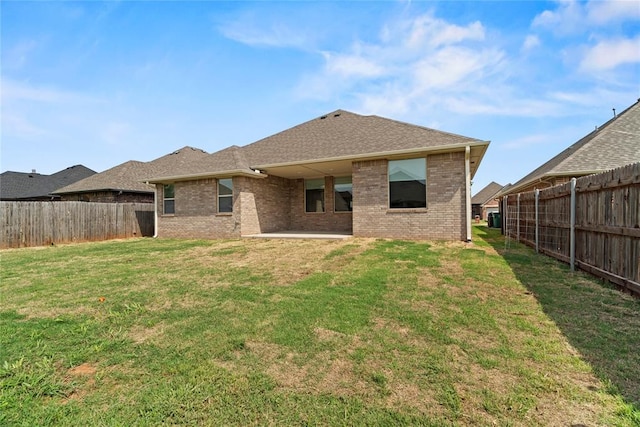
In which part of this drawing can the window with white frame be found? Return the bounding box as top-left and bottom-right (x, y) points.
(334, 176), (353, 212)
(305, 178), (325, 213)
(163, 184), (175, 214)
(388, 158), (426, 209)
(218, 178), (233, 213)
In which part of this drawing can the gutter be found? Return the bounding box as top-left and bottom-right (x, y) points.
(145, 168), (268, 185)
(252, 140), (490, 171)
(500, 170), (603, 197)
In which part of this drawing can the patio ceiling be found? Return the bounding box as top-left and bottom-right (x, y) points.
(259, 145), (487, 180)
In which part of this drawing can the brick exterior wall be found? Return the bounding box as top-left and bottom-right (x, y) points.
(156, 178), (241, 239)
(154, 152), (468, 241)
(352, 153), (467, 240)
(289, 176), (353, 233)
(60, 191), (153, 203)
(236, 175), (292, 235)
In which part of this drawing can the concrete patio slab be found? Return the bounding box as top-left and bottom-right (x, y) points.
(243, 231), (352, 240)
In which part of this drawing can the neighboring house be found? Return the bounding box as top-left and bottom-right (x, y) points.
(501, 99), (640, 196)
(53, 147), (210, 203)
(471, 181), (503, 220)
(145, 109), (490, 241)
(0, 165), (96, 201)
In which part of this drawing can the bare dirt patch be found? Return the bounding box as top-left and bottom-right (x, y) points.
(226, 340), (373, 398)
(68, 362), (97, 376)
(313, 327), (347, 341)
(184, 238), (374, 287)
(385, 380), (441, 416)
(129, 322), (165, 344)
(372, 317), (411, 337)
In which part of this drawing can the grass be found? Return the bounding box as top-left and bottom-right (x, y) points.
(1, 226), (639, 426)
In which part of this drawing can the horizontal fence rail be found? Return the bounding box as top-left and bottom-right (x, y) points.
(503, 162), (640, 296)
(0, 201), (154, 249)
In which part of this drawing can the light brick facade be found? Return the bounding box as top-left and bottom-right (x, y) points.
(352, 152), (466, 240)
(155, 152), (468, 241)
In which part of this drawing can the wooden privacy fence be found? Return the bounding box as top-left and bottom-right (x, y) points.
(0, 201), (154, 249)
(503, 162), (640, 296)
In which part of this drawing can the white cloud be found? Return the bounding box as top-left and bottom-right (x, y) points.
(1, 113), (47, 139)
(412, 46), (504, 91)
(1, 78), (100, 104)
(296, 12), (504, 118)
(586, 0), (640, 24)
(502, 133), (555, 149)
(3, 40), (39, 70)
(533, 0), (640, 34)
(580, 36), (640, 71)
(323, 52), (387, 78)
(522, 35), (540, 51)
(404, 14), (485, 49)
(217, 13), (313, 49)
(532, 0), (585, 34)
(444, 96), (565, 118)
(220, 23), (307, 48)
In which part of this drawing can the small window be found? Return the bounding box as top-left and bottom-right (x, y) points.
(305, 178), (325, 213)
(218, 178), (233, 213)
(334, 176), (353, 212)
(163, 184), (175, 214)
(389, 158), (426, 209)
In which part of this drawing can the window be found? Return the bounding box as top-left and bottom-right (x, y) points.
(334, 176), (353, 212)
(218, 178), (233, 213)
(163, 184), (175, 214)
(388, 158), (426, 209)
(305, 178), (325, 213)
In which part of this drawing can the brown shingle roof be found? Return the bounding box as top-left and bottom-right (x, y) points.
(54, 147), (209, 194)
(144, 109), (489, 183)
(53, 160), (154, 194)
(145, 146), (257, 182)
(505, 100), (640, 195)
(243, 109), (485, 167)
(471, 181), (503, 205)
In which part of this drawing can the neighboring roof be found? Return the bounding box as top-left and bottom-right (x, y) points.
(54, 147), (209, 194)
(146, 109), (489, 183)
(504, 99), (640, 195)
(471, 181), (503, 205)
(0, 165), (96, 200)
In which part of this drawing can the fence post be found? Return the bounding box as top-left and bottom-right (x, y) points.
(504, 195), (508, 237)
(570, 178), (576, 272)
(516, 193), (520, 243)
(535, 189), (539, 253)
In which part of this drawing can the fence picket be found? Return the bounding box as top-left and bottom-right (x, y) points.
(504, 162), (640, 295)
(0, 202), (154, 249)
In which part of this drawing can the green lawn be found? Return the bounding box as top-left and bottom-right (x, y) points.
(1, 226), (638, 426)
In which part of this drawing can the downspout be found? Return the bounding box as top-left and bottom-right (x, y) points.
(146, 182), (158, 238)
(465, 146), (472, 242)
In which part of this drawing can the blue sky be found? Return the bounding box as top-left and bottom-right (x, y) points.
(2, 1), (639, 193)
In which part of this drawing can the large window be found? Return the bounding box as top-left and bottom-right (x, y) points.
(218, 178), (233, 213)
(163, 184), (175, 214)
(334, 176), (353, 212)
(305, 178), (325, 213)
(388, 158), (426, 209)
